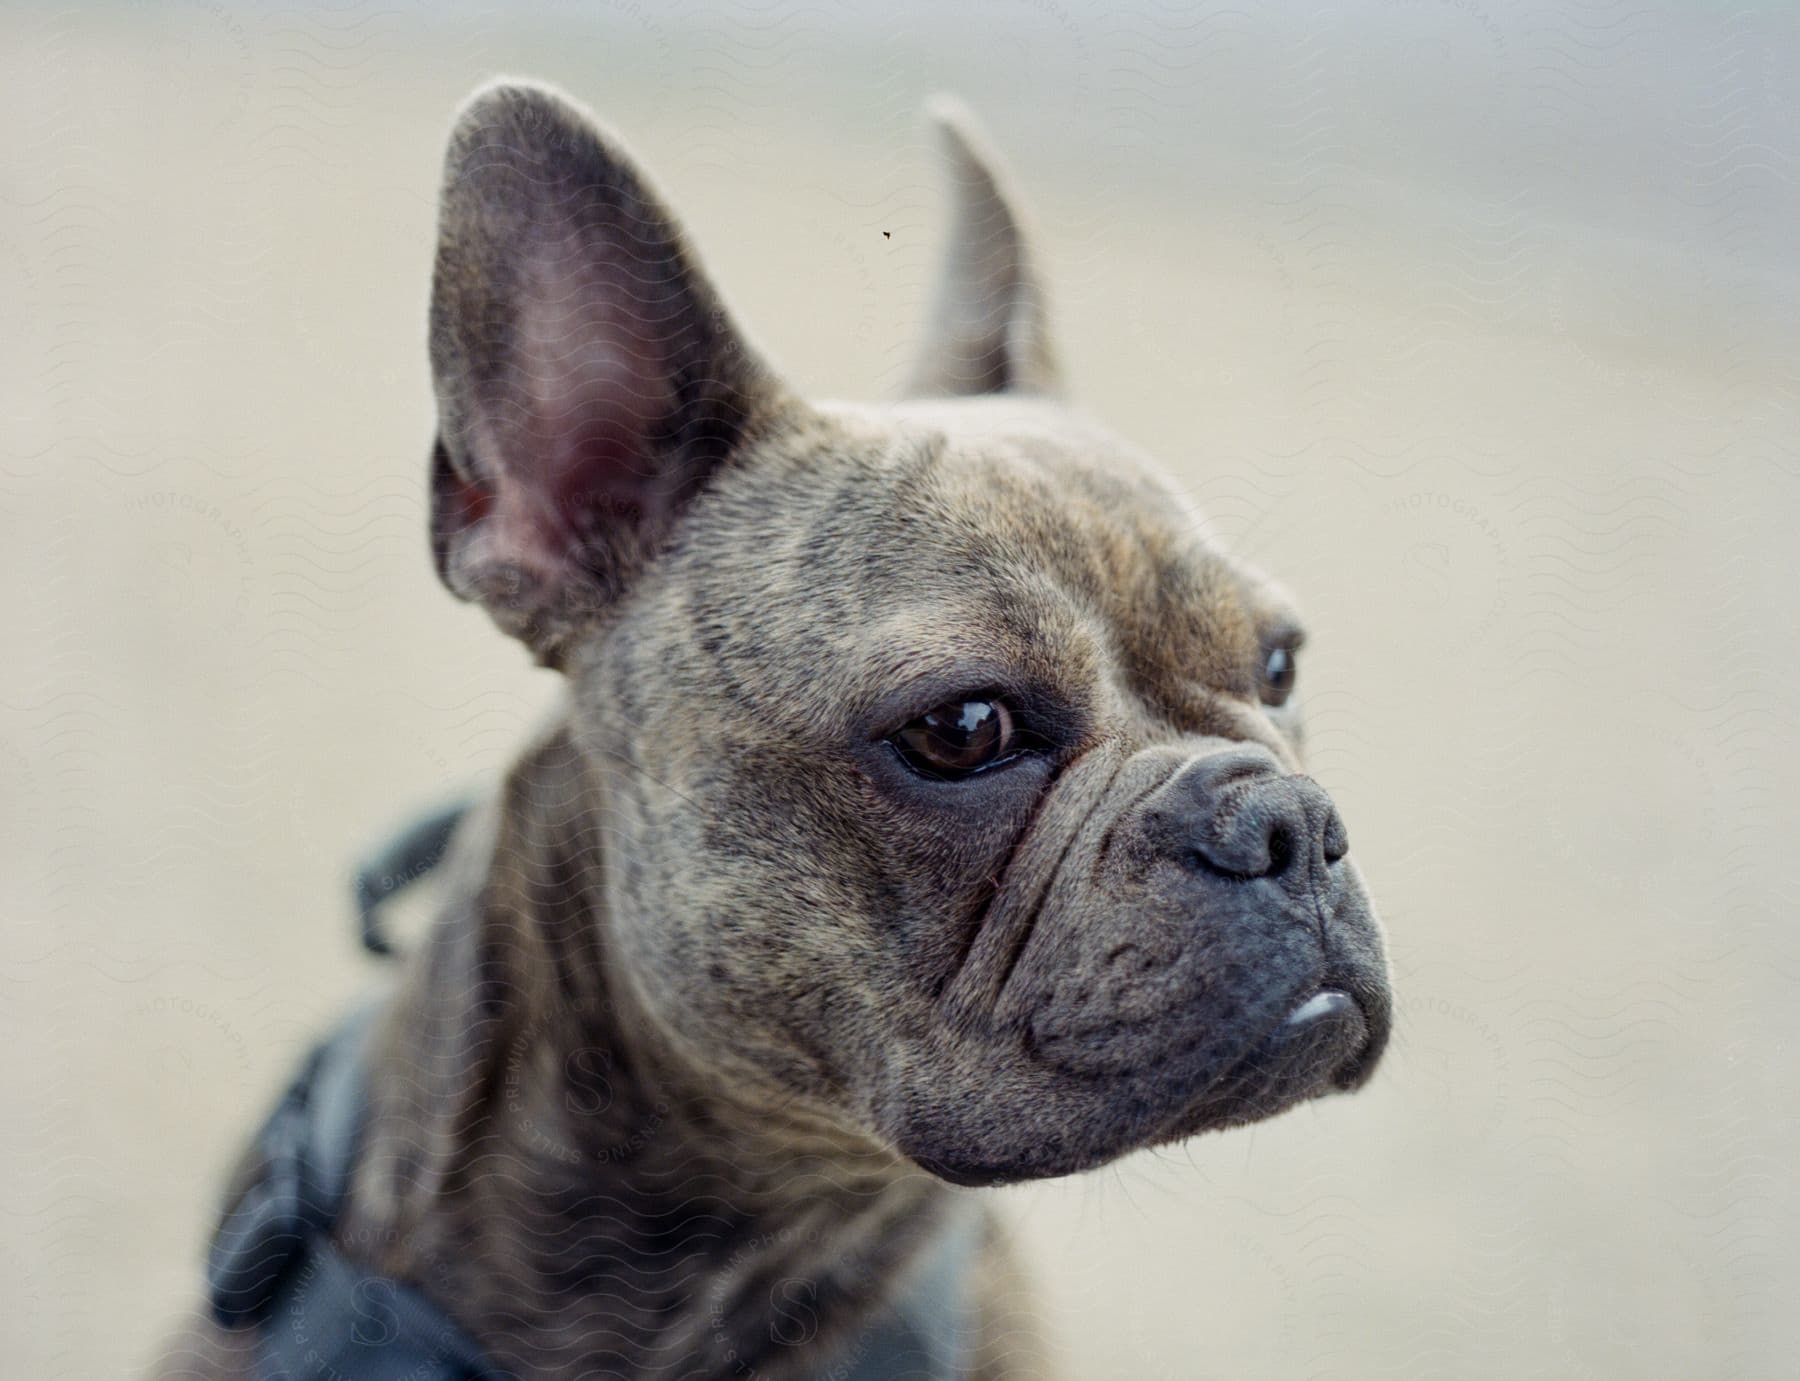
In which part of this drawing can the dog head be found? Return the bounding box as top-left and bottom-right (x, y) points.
(426, 83), (1390, 1186)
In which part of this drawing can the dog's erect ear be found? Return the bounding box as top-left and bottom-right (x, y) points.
(428, 82), (789, 665)
(905, 96), (1062, 400)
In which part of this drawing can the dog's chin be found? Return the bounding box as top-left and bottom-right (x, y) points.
(903, 988), (1387, 1188)
(1159, 987), (1378, 1139)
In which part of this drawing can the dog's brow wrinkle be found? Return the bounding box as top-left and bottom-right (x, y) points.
(977, 741), (1131, 1014)
(1092, 765), (1175, 869)
(942, 868), (1008, 1002)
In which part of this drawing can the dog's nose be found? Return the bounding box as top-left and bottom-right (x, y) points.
(1143, 747), (1348, 882)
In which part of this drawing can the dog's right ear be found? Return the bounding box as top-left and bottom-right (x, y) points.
(428, 82), (790, 666)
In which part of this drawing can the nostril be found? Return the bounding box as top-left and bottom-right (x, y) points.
(1322, 813), (1349, 864)
(1266, 824), (1294, 876)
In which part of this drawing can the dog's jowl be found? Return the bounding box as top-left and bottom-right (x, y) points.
(153, 82), (1391, 1381)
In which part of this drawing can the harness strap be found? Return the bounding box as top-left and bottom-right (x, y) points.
(205, 1005), (491, 1379)
(253, 1236), (492, 1381)
(353, 796), (475, 957)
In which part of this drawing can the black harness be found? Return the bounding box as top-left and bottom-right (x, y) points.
(204, 802), (979, 1379)
(206, 1002), (495, 1378)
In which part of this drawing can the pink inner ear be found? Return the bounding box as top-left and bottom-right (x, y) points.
(471, 240), (680, 585)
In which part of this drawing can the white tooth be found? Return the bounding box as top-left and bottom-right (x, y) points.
(1286, 992), (1340, 1027)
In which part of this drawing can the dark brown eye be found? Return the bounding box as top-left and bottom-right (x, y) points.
(891, 699), (1018, 779)
(1260, 644), (1297, 707)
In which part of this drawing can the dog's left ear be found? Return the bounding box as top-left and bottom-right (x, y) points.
(905, 96), (1063, 399)
(428, 81), (792, 665)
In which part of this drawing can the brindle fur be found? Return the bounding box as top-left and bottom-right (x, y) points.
(152, 81), (1389, 1379)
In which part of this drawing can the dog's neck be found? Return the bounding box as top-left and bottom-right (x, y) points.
(342, 718), (954, 1379)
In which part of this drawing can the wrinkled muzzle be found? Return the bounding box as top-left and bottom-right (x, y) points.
(887, 741), (1392, 1186)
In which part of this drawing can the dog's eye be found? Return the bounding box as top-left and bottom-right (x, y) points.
(891, 699), (1019, 779)
(1259, 644), (1297, 707)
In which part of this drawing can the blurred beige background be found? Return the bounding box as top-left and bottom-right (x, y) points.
(3, 2), (1796, 1377)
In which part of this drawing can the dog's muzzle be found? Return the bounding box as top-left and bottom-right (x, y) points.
(893, 741), (1392, 1185)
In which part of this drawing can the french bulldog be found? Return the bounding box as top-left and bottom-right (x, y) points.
(152, 81), (1391, 1380)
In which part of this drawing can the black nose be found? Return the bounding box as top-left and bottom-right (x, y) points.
(1143, 748), (1348, 882)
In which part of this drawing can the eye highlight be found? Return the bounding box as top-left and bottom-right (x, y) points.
(891, 698), (1020, 780)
